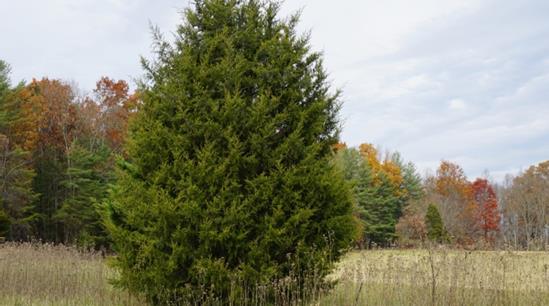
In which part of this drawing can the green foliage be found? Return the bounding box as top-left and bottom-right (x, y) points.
(0, 208), (10, 238)
(335, 147), (424, 247)
(392, 153), (424, 206)
(361, 172), (400, 246)
(0, 61), (37, 241)
(104, 0), (354, 303)
(32, 149), (67, 241)
(0, 143), (37, 240)
(56, 142), (113, 248)
(425, 204), (449, 243)
(0, 60), (10, 101)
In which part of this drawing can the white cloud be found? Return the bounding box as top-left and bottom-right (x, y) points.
(449, 98), (466, 110)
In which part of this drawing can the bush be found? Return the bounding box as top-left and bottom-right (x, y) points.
(104, 0), (355, 304)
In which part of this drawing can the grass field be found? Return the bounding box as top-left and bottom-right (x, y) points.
(0, 243), (145, 306)
(322, 248), (549, 305)
(0, 243), (548, 305)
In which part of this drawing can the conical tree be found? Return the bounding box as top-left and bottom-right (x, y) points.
(104, 0), (354, 303)
(425, 204), (449, 243)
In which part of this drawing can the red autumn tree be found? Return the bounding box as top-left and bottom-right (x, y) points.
(471, 178), (500, 242)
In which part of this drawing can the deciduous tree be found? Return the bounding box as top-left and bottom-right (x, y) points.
(433, 161), (475, 243)
(94, 77), (138, 154)
(471, 178), (500, 242)
(502, 161), (549, 249)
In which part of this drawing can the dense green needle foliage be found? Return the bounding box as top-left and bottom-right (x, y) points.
(104, 0), (355, 303)
(56, 142), (114, 248)
(425, 204), (449, 243)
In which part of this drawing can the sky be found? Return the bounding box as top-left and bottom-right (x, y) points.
(1, 0), (548, 181)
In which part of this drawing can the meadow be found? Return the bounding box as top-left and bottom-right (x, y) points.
(323, 248), (549, 305)
(0, 242), (548, 305)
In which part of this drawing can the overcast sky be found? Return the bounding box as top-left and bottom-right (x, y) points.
(1, 0), (548, 181)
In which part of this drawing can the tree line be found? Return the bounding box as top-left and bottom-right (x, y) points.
(336, 144), (548, 250)
(0, 59), (546, 251)
(0, 60), (137, 247)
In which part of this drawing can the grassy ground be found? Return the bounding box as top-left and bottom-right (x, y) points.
(321, 248), (549, 306)
(0, 242), (145, 306)
(0, 243), (547, 305)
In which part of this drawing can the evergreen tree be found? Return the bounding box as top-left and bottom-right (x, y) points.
(0, 135), (37, 240)
(104, 0), (354, 303)
(0, 60), (37, 241)
(333, 147), (371, 248)
(56, 142), (113, 248)
(391, 152), (424, 206)
(0, 61), (10, 101)
(425, 204), (449, 243)
(362, 172), (400, 246)
(335, 147), (408, 247)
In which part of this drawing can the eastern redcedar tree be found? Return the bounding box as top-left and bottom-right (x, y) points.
(104, 0), (355, 303)
(425, 204), (449, 243)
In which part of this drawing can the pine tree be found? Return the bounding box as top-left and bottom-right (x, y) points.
(56, 142), (113, 248)
(334, 147), (373, 248)
(365, 172), (401, 246)
(104, 1), (354, 303)
(425, 204), (449, 243)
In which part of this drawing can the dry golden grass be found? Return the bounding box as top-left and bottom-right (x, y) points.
(0, 243), (548, 305)
(0, 242), (145, 306)
(321, 248), (549, 306)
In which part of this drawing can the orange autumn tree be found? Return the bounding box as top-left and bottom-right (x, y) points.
(2, 82), (44, 153)
(358, 143), (404, 192)
(26, 79), (78, 156)
(471, 178), (500, 242)
(332, 142), (347, 153)
(94, 77), (139, 154)
(432, 160), (477, 243)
